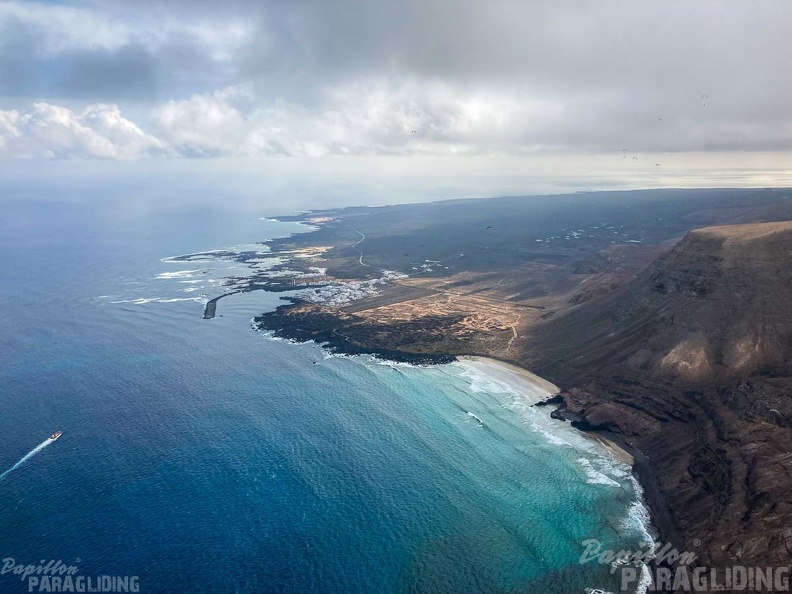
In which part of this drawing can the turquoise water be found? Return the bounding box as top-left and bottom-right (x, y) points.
(0, 199), (650, 592)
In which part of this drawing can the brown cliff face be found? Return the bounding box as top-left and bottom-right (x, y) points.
(523, 222), (792, 570)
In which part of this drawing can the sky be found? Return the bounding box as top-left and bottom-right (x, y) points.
(1, 0), (791, 207)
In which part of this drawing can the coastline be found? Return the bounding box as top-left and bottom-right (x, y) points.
(471, 356), (684, 562)
(456, 355), (561, 398)
(245, 234), (669, 569)
(457, 356), (666, 551)
(462, 356), (680, 594)
(252, 300), (458, 365)
(461, 356), (686, 579)
(254, 296), (670, 557)
(455, 354), (661, 590)
(459, 356), (636, 467)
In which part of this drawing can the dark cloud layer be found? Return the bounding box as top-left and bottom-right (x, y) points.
(1, 0), (791, 158)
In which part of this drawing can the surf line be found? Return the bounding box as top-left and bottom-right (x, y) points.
(0, 433), (60, 481)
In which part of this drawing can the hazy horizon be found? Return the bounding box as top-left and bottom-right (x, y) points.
(1, 0), (791, 206)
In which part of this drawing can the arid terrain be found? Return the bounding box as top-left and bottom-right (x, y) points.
(522, 221), (792, 570)
(249, 188), (792, 579)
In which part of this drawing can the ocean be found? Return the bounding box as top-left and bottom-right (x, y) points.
(0, 198), (652, 593)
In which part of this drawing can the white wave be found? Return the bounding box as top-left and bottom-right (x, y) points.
(321, 350), (355, 360)
(625, 475), (657, 547)
(636, 563), (653, 594)
(367, 358), (422, 369)
(455, 364), (584, 449)
(529, 422), (574, 447)
(110, 297), (206, 305)
(458, 367), (517, 395)
(0, 439), (54, 481)
(578, 458), (621, 487)
(453, 358), (657, 551)
(156, 270), (207, 279)
(254, 328), (302, 345)
(582, 452), (633, 481)
(466, 411), (485, 427)
(257, 330), (286, 342)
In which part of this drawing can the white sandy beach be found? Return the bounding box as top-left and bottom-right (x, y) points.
(458, 355), (635, 465)
(457, 355), (560, 401)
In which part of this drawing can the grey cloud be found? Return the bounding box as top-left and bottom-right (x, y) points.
(2, 0), (792, 157)
(55, 44), (159, 100)
(0, 1), (250, 100)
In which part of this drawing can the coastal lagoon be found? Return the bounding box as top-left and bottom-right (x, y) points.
(0, 199), (652, 593)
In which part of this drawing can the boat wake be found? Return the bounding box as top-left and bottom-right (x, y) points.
(0, 438), (55, 481)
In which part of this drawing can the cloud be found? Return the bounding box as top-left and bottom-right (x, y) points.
(0, 1), (253, 99)
(149, 79), (792, 158)
(0, 2), (127, 55)
(1, 0), (792, 160)
(147, 81), (537, 157)
(0, 102), (170, 159)
(150, 87), (250, 157)
(2, 74), (792, 161)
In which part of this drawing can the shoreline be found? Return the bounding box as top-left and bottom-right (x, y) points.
(455, 356), (669, 552)
(464, 355), (684, 550)
(459, 356), (636, 467)
(463, 355), (683, 568)
(252, 294), (672, 560)
(454, 354), (662, 583)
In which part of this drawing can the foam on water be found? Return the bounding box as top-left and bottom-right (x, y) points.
(578, 458), (622, 487)
(0, 439), (54, 482)
(626, 474), (658, 547)
(465, 411), (485, 427)
(155, 270), (208, 279)
(637, 563), (653, 594)
(368, 357), (424, 369)
(110, 297), (206, 305)
(449, 358), (656, 560)
(457, 366), (517, 395)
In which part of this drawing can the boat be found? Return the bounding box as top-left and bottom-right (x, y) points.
(49, 431), (62, 441)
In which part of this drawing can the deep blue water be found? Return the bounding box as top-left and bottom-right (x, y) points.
(0, 199), (651, 593)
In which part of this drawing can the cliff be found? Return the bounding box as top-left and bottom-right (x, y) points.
(524, 221), (792, 569)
